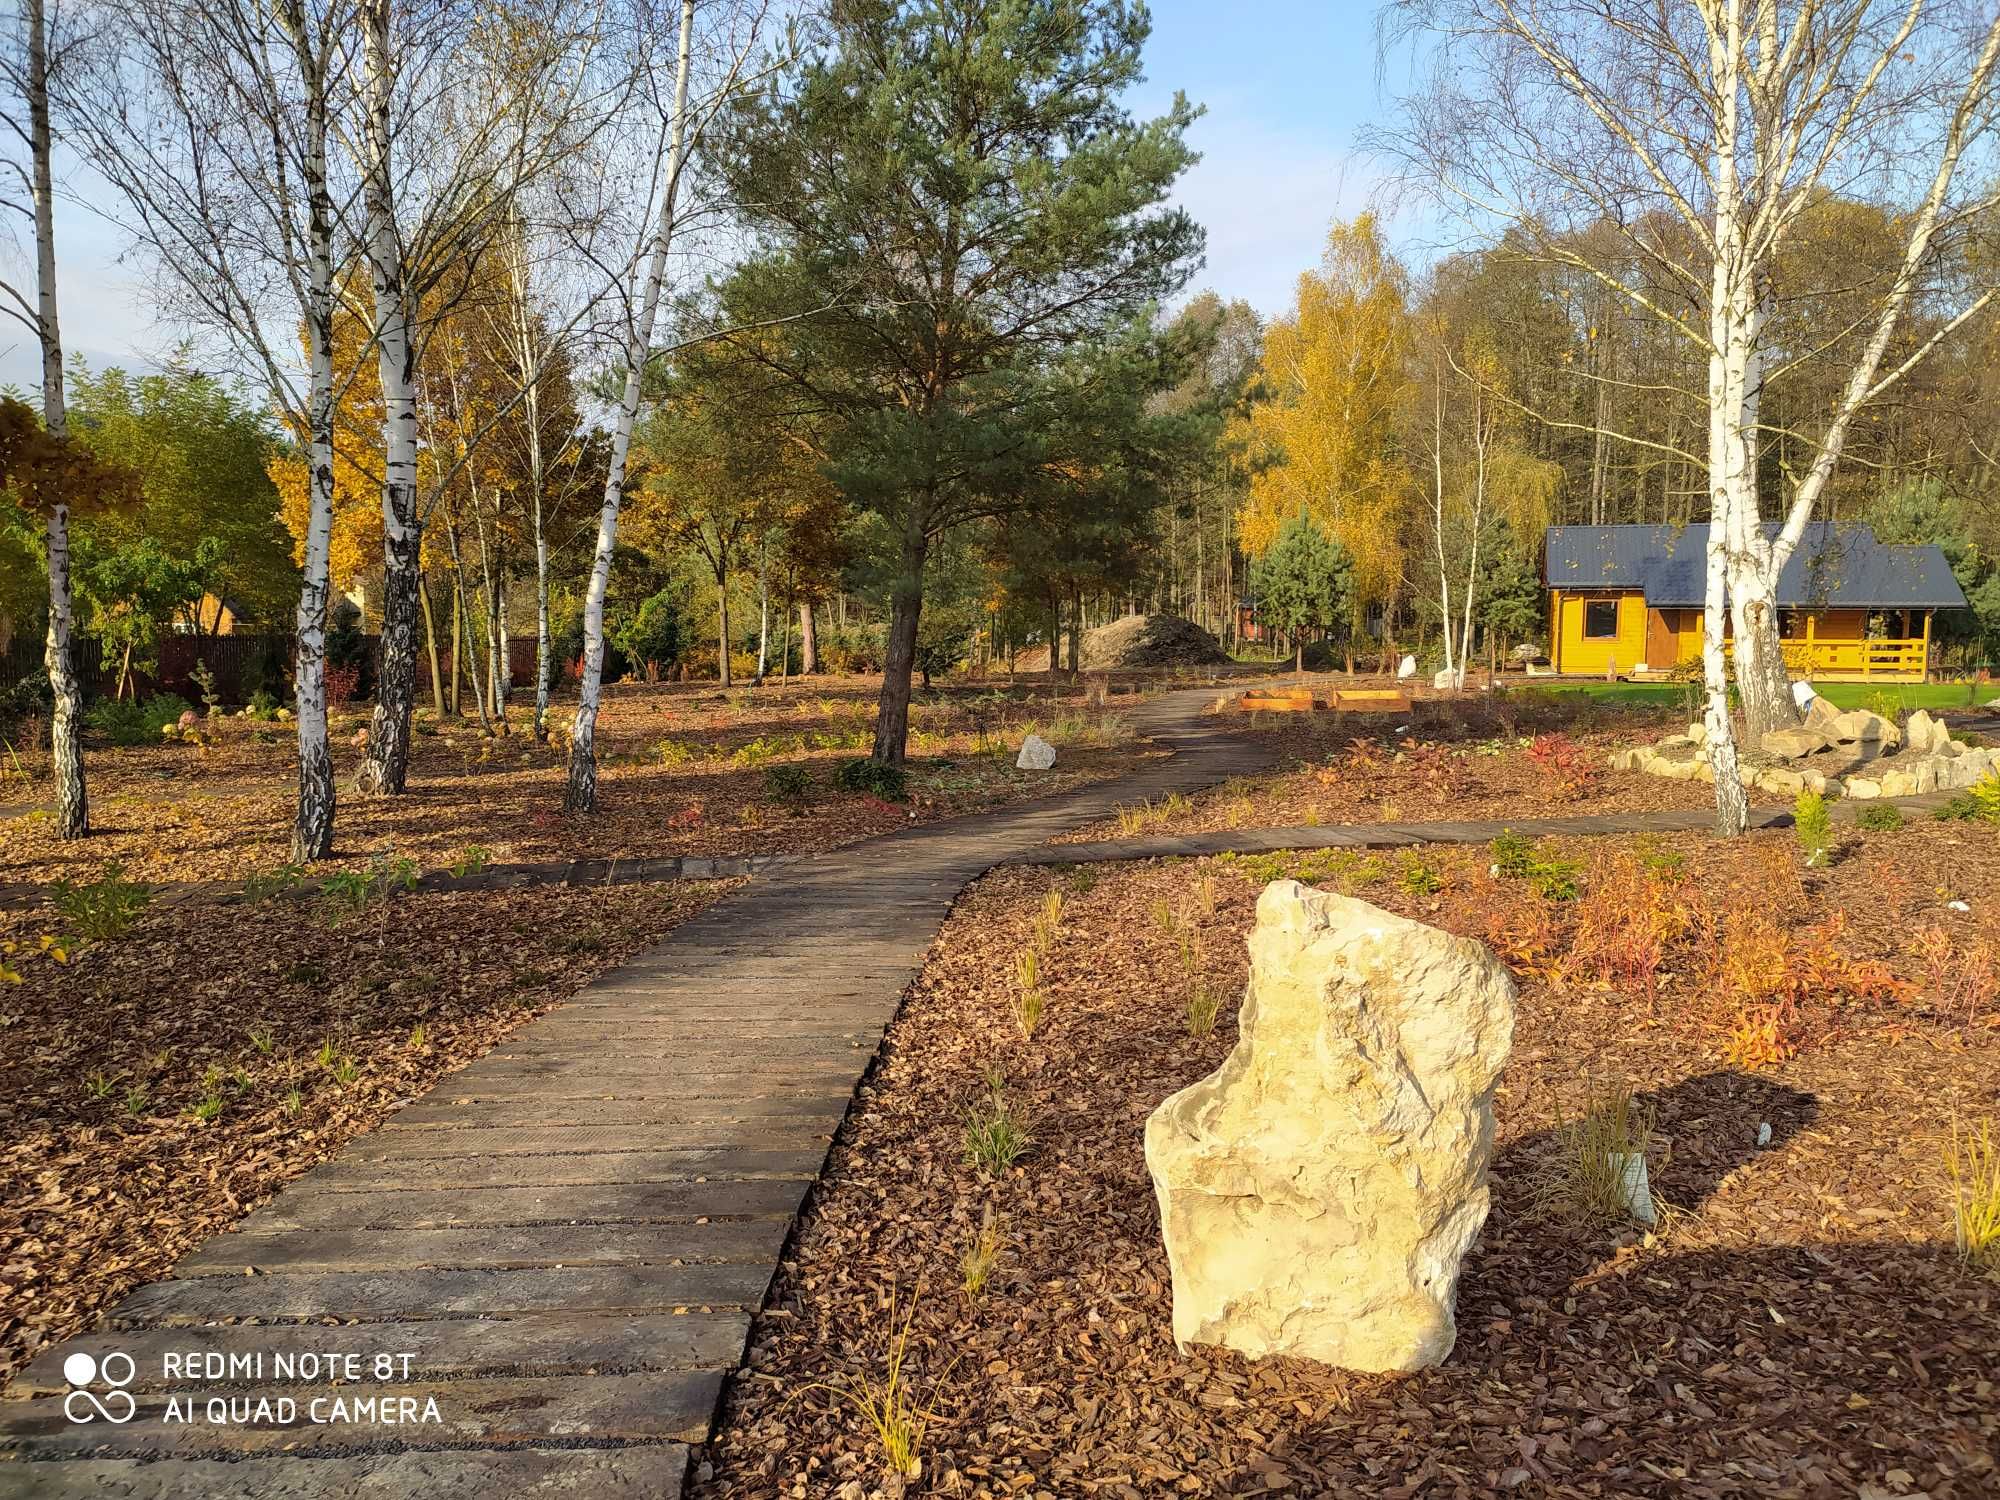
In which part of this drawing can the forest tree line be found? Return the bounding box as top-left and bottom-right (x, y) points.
(8, 0), (2000, 850)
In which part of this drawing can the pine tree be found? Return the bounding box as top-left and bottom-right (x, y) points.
(1250, 512), (1352, 673)
(711, 0), (1202, 761)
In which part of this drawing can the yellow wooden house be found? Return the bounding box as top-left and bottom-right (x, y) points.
(1544, 523), (1965, 682)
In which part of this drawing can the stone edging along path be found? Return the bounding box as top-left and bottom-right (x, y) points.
(0, 687), (1269, 1500)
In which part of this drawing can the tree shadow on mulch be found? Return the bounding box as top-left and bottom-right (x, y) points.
(1204, 1072), (2000, 1496)
(1481, 1068), (1821, 1293)
(1209, 1239), (1995, 1498)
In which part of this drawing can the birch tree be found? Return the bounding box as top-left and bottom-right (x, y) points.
(60, 0), (358, 859)
(562, 0), (778, 811)
(1, 0), (96, 836)
(1381, 0), (2000, 830)
(349, 0), (627, 795)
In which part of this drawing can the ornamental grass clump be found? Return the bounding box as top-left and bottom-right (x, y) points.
(1946, 1116), (2000, 1279)
(803, 1284), (952, 1482)
(963, 1070), (1033, 1175)
(1532, 1078), (1658, 1228)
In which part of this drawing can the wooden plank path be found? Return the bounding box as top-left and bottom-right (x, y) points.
(0, 688), (1265, 1500)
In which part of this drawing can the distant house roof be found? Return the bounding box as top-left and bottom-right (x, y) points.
(1544, 524), (1967, 610)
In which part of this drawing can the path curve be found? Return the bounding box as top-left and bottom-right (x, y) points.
(0, 687), (1267, 1499)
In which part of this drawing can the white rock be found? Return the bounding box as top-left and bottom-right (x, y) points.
(1755, 1122), (1773, 1149)
(1146, 881), (1515, 1373)
(1433, 667), (1465, 691)
(1904, 709), (1953, 756)
(1014, 733), (1056, 771)
(1613, 1151), (1657, 1226)
(1826, 709), (1901, 749)
(1845, 777), (1881, 799)
(1397, 654), (1418, 680)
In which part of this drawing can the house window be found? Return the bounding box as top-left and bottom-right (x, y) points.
(1582, 599), (1619, 639)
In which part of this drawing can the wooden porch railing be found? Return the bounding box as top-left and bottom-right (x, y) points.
(1724, 636), (1928, 681)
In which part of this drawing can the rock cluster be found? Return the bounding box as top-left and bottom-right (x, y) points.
(1610, 700), (1997, 799)
(1145, 880), (1515, 1373)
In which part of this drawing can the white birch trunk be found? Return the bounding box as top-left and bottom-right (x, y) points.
(27, 0), (85, 839)
(356, 0), (423, 795)
(1720, 7), (2000, 741)
(755, 542), (769, 682)
(1429, 374), (1454, 682)
(1703, 8), (1750, 834)
(1457, 382), (1487, 682)
(533, 489), (552, 738)
(284, 0), (338, 859)
(566, 0), (697, 811)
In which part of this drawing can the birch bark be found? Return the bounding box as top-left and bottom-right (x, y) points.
(354, 0), (424, 795)
(23, 0), (85, 839)
(279, 0), (339, 860)
(566, 0), (696, 812)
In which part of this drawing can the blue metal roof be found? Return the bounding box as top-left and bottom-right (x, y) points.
(1544, 524), (1967, 609)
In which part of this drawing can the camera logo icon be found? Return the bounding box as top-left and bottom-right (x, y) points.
(62, 1351), (137, 1424)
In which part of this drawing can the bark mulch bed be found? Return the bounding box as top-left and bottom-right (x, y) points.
(0, 876), (735, 1390)
(695, 818), (2000, 1499)
(1054, 692), (1734, 843)
(0, 676), (1144, 893)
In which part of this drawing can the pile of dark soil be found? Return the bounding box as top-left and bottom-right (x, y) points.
(1080, 614), (1230, 669)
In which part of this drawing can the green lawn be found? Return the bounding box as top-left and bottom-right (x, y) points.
(1530, 679), (1999, 712)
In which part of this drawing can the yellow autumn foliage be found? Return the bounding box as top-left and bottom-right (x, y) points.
(1238, 215), (1413, 615)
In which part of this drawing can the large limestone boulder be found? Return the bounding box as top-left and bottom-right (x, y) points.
(1145, 882), (1515, 1373)
(1826, 709), (1901, 749)
(1803, 695), (1843, 732)
(1760, 727), (1829, 761)
(1941, 747), (1998, 789)
(1904, 710), (1951, 755)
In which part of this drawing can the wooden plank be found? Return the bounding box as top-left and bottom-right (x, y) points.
(344, 1124), (833, 1165)
(173, 1219), (791, 1277)
(237, 1178), (805, 1232)
(304, 1147), (826, 1192)
(111, 1263), (775, 1326)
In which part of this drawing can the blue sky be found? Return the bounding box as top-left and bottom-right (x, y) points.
(0, 1), (1390, 390)
(1134, 0), (1387, 316)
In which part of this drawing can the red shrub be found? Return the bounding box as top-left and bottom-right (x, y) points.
(1526, 732), (1603, 798)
